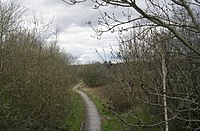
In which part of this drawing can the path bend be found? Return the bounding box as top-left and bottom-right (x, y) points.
(73, 83), (102, 131)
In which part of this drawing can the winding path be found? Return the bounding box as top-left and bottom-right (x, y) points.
(73, 83), (102, 131)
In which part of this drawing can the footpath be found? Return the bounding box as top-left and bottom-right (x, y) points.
(73, 83), (102, 131)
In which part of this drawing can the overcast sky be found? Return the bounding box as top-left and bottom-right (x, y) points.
(17, 0), (122, 64)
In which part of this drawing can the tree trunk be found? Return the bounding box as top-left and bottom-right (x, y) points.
(161, 44), (169, 131)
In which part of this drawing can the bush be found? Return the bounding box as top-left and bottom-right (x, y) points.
(0, 1), (76, 130)
(79, 62), (107, 87)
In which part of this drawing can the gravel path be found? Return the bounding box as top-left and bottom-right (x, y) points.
(73, 83), (102, 131)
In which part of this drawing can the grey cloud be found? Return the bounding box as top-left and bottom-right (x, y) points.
(19, 0), (140, 63)
(37, 0), (100, 28)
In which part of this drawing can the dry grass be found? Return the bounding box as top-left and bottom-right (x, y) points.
(79, 83), (131, 112)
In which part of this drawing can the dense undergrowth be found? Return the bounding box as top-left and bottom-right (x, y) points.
(0, 1), (77, 130)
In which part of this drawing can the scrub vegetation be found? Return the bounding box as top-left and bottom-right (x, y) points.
(0, 1), (77, 130)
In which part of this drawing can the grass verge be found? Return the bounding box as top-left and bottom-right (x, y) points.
(65, 89), (85, 130)
(80, 86), (127, 131)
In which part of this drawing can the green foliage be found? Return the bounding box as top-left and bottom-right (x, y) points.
(66, 90), (85, 130)
(80, 87), (125, 131)
(79, 62), (107, 87)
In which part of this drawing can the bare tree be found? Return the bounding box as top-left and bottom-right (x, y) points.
(103, 28), (199, 130)
(0, 0), (24, 72)
(62, 0), (200, 130)
(63, 0), (200, 55)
